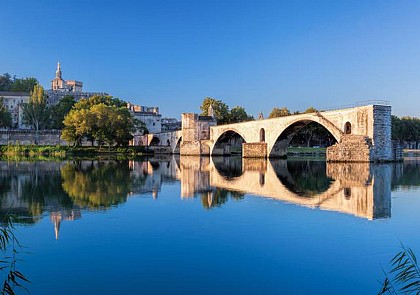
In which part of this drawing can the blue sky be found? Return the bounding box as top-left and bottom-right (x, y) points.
(1, 0), (420, 118)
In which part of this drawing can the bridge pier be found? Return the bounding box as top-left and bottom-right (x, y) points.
(242, 143), (267, 158)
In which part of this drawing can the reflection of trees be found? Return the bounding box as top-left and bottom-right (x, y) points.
(273, 160), (333, 197)
(392, 161), (420, 190)
(200, 189), (245, 209)
(60, 161), (132, 209)
(0, 165), (72, 224)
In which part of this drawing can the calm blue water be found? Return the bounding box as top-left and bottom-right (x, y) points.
(1, 157), (420, 294)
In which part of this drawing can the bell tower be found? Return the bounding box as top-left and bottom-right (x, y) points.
(51, 62), (65, 90)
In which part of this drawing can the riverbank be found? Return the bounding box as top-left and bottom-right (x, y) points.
(0, 145), (153, 159)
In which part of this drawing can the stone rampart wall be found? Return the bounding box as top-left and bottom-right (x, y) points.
(0, 130), (66, 146)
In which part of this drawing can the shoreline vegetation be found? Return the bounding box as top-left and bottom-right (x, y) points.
(0, 145), (417, 160)
(0, 145), (153, 160)
(0, 145), (420, 160)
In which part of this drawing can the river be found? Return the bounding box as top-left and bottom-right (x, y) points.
(1, 156), (420, 294)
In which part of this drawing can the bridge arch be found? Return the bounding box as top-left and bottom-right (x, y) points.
(268, 116), (342, 158)
(149, 136), (160, 146)
(211, 129), (247, 156)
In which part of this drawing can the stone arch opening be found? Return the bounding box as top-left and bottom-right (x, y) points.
(166, 139), (170, 146)
(269, 120), (338, 158)
(150, 137), (160, 146)
(212, 130), (246, 156)
(344, 122), (352, 134)
(260, 128), (265, 142)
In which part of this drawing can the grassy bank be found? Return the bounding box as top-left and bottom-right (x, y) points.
(0, 145), (153, 159)
(287, 147), (326, 157)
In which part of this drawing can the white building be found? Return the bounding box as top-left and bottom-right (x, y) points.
(0, 91), (30, 129)
(127, 103), (162, 134)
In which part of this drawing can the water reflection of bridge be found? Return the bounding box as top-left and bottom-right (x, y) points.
(172, 157), (392, 220)
(1, 156), (414, 238)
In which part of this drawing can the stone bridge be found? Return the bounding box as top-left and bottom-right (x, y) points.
(140, 103), (400, 162)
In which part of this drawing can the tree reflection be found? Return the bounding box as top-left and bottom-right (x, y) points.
(60, 161), (132, 209)
(0, 165), (71, 224)
(200, 189), (245, 209)
(272, 160), (333, 197)
(392, 160), (420, 190)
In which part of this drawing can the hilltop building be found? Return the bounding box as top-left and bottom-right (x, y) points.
(46, 62), (108, 104)
(127, 102), (162, 134)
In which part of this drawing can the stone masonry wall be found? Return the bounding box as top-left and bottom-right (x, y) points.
(243, 143), (267, 158)
(0, 130), (66, 145)
(327, 135), (372, 162)
(372, 105), (392, 161)
(180, 141), (202, 156)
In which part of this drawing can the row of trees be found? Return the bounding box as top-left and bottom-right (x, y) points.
(391, 115), (420, 142)
(268, 106), (318, 118)
(200, 97), (254, 124)
(0, 73), (38, 93)
(199, 97), (319, 125)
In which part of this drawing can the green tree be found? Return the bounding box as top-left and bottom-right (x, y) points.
(0, 74), (38, 93)
(200, 97), (230, 124)
(391, 115), (420, 142)
(10, 77), (38, 92)
(22, 85), (50, 144)
(89, 104), (135, 147)
(229, 106), (254, 123)
(61, 108), (91, 146)
(304, 106), (318, 113)
(0, 73), (13, 91)
(62, 97), (135, 147)
(74, 95), (126, 110)
(268, 107), (291, 118)
(49, 95), (75, 129)
(0, 97), (12, 128)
